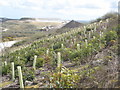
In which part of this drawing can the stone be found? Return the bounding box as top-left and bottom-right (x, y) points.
(25, 80), (33, 86)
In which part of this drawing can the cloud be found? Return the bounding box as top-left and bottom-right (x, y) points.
(0, 0), (118, 20)
(0, 0), (118, 11)
(0, 0), (9, 6)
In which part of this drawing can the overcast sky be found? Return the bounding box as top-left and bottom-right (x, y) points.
(0, 0), (119, 21)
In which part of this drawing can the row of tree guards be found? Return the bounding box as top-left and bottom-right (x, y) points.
(9, 18), (108, 54)
(3, 35), (104, 86)
(8, 62), (24, 88)
(6, 38), (103, 88)
(2, 19), (107, 88)
(3, 34), (104, 85)
(7, 51), (62, 88)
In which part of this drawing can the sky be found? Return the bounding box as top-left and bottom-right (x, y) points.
(0, 0), (119, 21)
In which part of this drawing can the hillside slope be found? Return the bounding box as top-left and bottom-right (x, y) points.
(1, 13), (119, 88)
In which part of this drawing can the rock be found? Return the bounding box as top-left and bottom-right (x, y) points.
(25, 80), (33, 86)
(92, 59), (103, 66)
(15, 79), (18, 83)
(35, 70), (40, 75)
(63, 61), (76, 67)
(37, 77), (45, 82)
(38, 82), (43, 86)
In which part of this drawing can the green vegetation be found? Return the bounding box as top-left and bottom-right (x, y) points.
(1, 13), (119, 88)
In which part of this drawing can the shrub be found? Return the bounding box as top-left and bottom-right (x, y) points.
(77, 32), (82, 35)
(48, 69), (80, 88)
(61, 48), (73, 61)
(86, 28), (91, 31)
(69, 50), (81, 59)
(2, 64), (11, 75)
(86, 28), (94, 32)
(36, 58), (44, 68)
(22, 68), (35, 83)
(53, 43), (62, 50)
(105, 30), (117, 43)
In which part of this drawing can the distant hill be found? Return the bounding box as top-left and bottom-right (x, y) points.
(0, 18), (18, 22)
(62, 20), (84, 28)
(20, 17), (36, 20)
(1, 17), (65, 42)
(56, 20), (84, 34)
(0, 17), (63, 22)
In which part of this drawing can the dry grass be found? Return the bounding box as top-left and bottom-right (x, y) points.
(29, 21), (63, 28)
